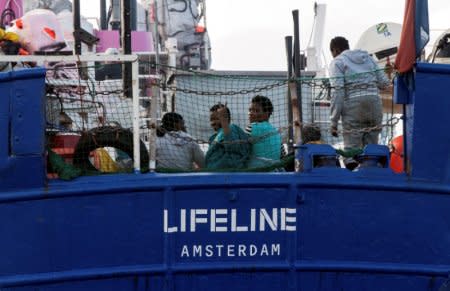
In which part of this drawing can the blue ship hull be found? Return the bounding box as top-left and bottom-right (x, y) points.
(0, 172), (449, 290)
(0, 63), (449, 290)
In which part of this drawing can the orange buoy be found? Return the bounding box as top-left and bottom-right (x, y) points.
(390, 135), (404, 173)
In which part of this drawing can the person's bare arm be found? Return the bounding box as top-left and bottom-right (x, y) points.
(217, 104), (231, 135)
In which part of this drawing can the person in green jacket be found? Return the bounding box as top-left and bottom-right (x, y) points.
(205, 103), (250, 170)
(245, 95), (282, 168)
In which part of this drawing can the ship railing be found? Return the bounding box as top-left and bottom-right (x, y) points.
(0, 55), (401, 176)
(0, 54), (174, 174)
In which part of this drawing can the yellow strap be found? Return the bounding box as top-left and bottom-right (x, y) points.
(0, 28), (20, 42)
(95, 148), (119, 173)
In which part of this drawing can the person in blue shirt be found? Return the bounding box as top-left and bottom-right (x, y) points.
(245, 95), (282, 168)
(205, 103), (250, 170)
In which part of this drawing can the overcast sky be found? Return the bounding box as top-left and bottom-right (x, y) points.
(81, 0), (450, 71)
(205, 0), (450, 70)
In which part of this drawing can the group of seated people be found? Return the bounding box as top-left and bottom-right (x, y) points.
(155, 95), (393, 173)
(155, 95), (288, 172)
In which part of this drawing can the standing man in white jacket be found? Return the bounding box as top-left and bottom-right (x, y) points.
(329, 36), (391, 150)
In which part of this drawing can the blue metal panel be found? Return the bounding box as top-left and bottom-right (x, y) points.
(299, 272), (446, 291)
(393, 74), (411, 104)
(3, 277), (166, 291)
(409, 63), (450, 183)
(170, 187), (293, 263)
(0, 191), (165, 276)
(0, 72), (11, 160)
(298, 187), (450, 265)
(3, 156), (45, 190)
(10, 68), (46, 156)
(0, 173), (448, 290)
(0, 68), (46, 191)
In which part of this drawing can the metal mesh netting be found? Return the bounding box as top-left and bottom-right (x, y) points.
(45, 61), (146, 175)
(45, 61), (400, 176)
(162, 70), (291, 172)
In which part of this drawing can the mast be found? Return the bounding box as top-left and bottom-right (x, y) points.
(292, 9), (303, 144)
(73, 0), (81, 55)
(100, 0), (108, 30)
(285, 36), (294, 152)
(122, 0), (133, 98)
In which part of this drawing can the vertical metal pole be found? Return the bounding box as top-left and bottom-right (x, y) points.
(285, 36), (293, 78)
(149, 81), (158, 172)
(122, 0), (132, 53)
(292, 10), (303, 121)
(292, 10), (303, 143)
(100, 0), (107, 30)
(167, 38), (178, 112)
(285, 36), (294, 152)
(148, 0), (160, 171)
(130, 0), (137, 31)
(132, 59), (141, 173)
(402, 104), (408, 174)
(201, 0), (209, 69)
(73, 0), (81, 55)
(122, 0), (133, 98)
(151, 1), (161, 67)
(121, 0), (137, 171)
(110, 0), (121, 30)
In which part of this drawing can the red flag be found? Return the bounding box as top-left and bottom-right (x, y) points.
(395, 0), (429, 73)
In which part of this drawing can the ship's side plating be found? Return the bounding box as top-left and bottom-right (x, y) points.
(0, 64), (449, 290)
